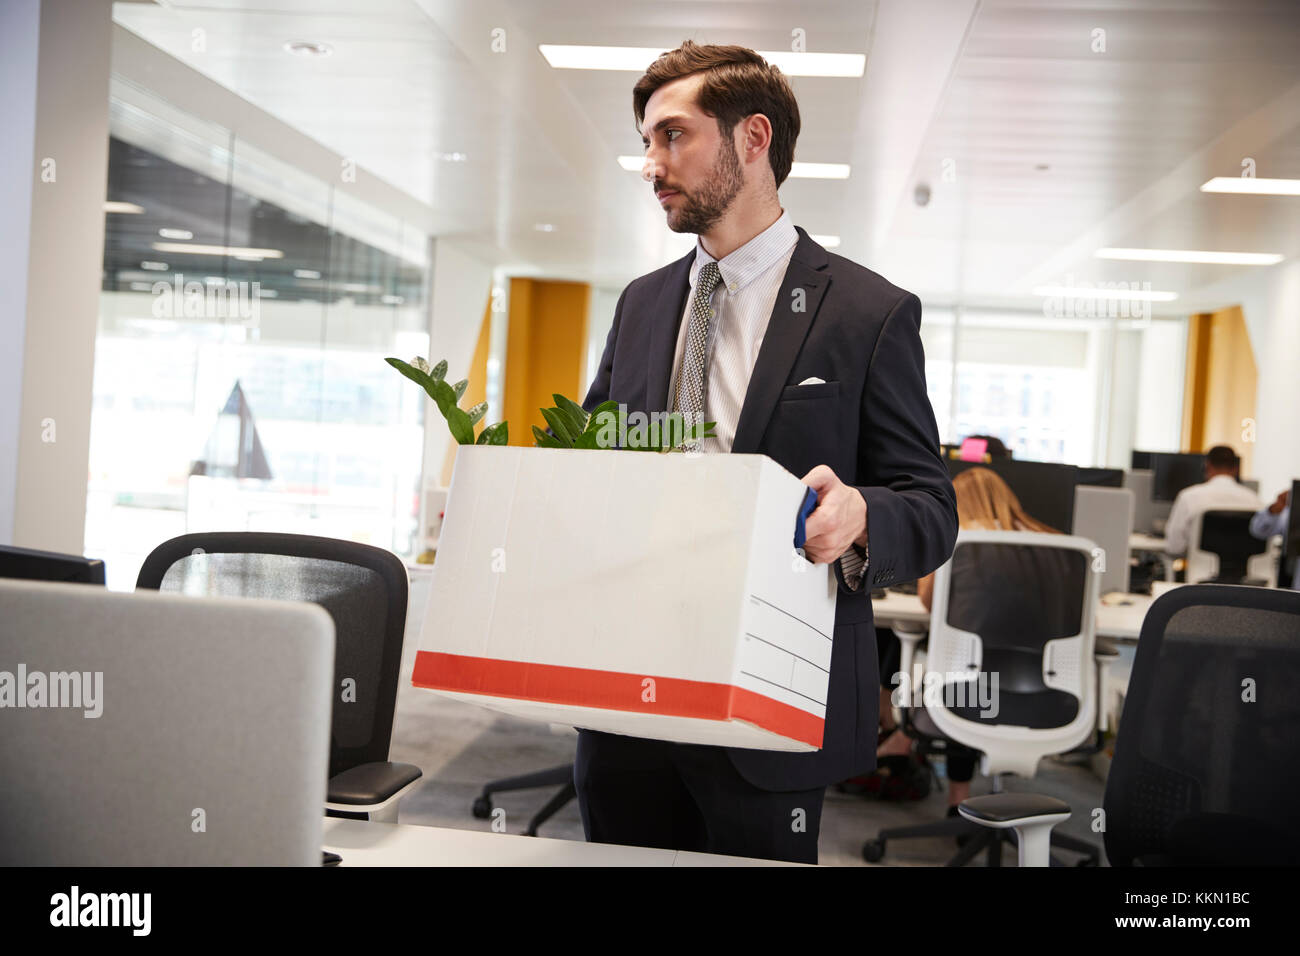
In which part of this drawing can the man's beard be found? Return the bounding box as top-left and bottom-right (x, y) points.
(664, 138), (744, 234)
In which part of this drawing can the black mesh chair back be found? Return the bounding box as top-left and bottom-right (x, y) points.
(136, 532), (408, 778)
(1103, 584), (1300, 865)
(1197, 510), (1268, 584)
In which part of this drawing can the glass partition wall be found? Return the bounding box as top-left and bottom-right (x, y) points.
(88, 82), (429, 589)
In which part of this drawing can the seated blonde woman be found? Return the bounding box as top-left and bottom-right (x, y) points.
(877, 466), (1060, 814)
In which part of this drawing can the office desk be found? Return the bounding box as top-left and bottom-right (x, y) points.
(870, 589), (1169, 641)
(1129, 532), (1166, 552)
(321, 818), (805, 866)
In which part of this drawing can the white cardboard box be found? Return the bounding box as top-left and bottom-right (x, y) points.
(412, 446), (837, 751)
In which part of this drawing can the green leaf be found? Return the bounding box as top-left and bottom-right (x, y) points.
(466, 401), (488, 426)
(553, 394), (589, 438)
(452, 379), (468, 402)
(476, 426), (492, 445)
(532, 424), (565, 449)
(540, 407), (577, 447)
(429, 379), (458, 419)
(430, 359), (448, 383)
(486, 421), (508, 445)
(446, 406), (474, 444)
(385, 357), (436, 394)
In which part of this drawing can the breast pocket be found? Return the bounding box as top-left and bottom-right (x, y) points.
(780, 380), (840, 402)
(767, 381), (844, 477)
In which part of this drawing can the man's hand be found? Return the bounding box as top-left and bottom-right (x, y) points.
(1270, 490), (1290, 515)
(799, 465), (868, 564)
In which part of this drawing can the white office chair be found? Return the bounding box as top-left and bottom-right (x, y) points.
(1186, 507), (1273, 585)
(867, 530), (1103, 867)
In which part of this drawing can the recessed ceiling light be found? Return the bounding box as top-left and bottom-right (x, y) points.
(284, 40), (333, 57)
(810, 234), (841, 248)
(152, 242), (284, 258)
(534, 223), (557, 232)
(381, 294), (405, 305)
(159, 228), (193, 240)
(437, 152), (468, 162)
(1096, 247), (1284, 266)
(1033, 285), (1178, 302)
(104, 201), (144, 214)
(233, 254), (264, 262)
(539, 45), (864, 77)
(618, 156), (849, 179)
(1200, 177), (1300, 196)
(140, 261), (169, 271)
(294, 269), (322, 280)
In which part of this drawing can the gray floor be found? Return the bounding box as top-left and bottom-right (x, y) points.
(388, 680), (1109, 866)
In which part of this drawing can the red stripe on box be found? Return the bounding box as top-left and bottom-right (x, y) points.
(412, 650), (824, 748)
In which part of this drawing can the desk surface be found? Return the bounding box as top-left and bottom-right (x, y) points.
(321, 818), (805, 866)
(1129, 532), (1167, 551)
(871, 588), (1169, 641)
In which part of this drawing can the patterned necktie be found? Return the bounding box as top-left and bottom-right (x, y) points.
(672, 260), (722, 451)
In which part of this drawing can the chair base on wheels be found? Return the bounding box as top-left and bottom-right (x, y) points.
(862, 812), (1100, 866)
(473, 763), (576, 836)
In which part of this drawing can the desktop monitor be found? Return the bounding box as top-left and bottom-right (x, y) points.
(0, 544), (105, 584)
(1151, 452), (1207, 503)
(0, 579), (334, 865)
(1280, 480), (1300, 591)
(1077, 467), (1125, 488)
(945, 457), (1078, 534)
(1131, 450), (1155, 471)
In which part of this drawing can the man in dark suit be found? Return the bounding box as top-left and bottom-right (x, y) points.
(576, 40), (957, 864)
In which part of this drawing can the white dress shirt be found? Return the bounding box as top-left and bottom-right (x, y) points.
(667, 209), (798, 454)
(1165, 474), (1263, 555)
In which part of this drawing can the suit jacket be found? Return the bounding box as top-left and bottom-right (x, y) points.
(582, 226), (958, 791)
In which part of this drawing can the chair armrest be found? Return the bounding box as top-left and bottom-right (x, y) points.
(328, 761), (423, 808)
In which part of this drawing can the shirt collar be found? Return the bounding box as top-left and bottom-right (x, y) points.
(689, 209), (798, 296)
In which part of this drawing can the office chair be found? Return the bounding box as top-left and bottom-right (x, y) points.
(137, 532), (422, 822)
(863, 530), (1104, 866)
(1188, 509), (1270, 586)
(959, 584), (1300, 866)
(472, 761), (577, 837)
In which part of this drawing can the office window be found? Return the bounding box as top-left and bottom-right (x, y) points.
(87, 85), (429, 589)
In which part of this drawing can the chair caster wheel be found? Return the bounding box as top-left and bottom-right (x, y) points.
(472, 795), (492, 819)
(862, 838), (886, 863)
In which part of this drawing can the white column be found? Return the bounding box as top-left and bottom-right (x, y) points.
(0, 0), (114, 551)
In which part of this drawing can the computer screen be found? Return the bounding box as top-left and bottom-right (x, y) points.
(0, 545), (105, 585)
(1131, 450), (1155, 471)
(1280, 480), (1300, 590)
(945, 458), (1078, 534)
(1151, 452), (1206, 503)
(1077, 467), (1125, 488)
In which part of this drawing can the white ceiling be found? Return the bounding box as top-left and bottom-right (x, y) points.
(112, 0), (1300, 310)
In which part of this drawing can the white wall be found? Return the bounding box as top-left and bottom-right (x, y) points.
(1192, 261), (1300, 497)
(2, 0), (114, 552)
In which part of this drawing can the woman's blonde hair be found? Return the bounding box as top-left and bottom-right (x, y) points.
(952, 467), (1060, 533)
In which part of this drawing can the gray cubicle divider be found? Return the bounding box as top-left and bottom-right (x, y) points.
(1125, 469), (1155, 534)
(1073, 485), (1135, 595)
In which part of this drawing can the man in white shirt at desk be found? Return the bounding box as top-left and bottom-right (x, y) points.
(1164, 445), (1262, 555)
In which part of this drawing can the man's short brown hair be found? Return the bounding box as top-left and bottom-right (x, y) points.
(633, 40), (801, 188)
